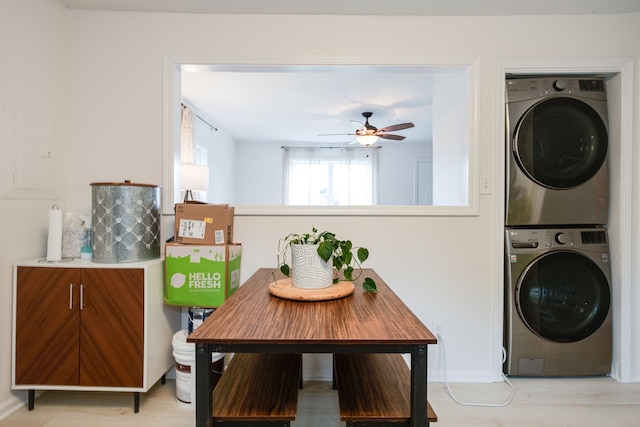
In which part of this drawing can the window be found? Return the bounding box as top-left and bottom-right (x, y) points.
(283, 147), (379, 205)
(165, 60), (477, 215)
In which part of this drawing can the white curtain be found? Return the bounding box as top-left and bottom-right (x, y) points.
(339, 147), (379, 205)
(283, 147), (321, 205)
(283, 147), (379, 205)
(180, 105), (196, 165)
(180, 104), (211, 201)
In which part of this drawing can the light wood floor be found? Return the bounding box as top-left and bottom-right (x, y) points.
(2, 378), (640, 426)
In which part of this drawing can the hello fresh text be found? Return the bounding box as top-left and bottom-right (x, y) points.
(188, 272), (222, 288)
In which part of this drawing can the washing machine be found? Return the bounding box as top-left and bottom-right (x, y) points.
(505, 76), (609, 226)
(504, 227), (612, 376)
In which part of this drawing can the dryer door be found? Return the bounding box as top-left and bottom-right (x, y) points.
(513, 97), (608, 189)
(516, 250), (610, 343)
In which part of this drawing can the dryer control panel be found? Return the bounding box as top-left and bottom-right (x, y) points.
(506, 76), (607, 103)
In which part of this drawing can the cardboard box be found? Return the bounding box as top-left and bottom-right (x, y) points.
(164, 243), (242, 307)
(174, 202), (234, 245)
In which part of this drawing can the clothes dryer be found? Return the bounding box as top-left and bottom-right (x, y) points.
(505, 77), (609, 226)
(504, 227), (612, 376)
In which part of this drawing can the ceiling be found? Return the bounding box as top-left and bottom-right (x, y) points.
(58, 0), (640, 16)
(180, 65), (440, 145)
(59, 0), (640, 146)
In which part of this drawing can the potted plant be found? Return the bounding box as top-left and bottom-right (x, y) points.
(277, 227), (377, 292)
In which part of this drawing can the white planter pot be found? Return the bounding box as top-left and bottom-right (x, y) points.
(291, 244), (333, 289)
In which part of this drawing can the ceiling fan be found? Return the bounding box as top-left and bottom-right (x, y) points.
(320, 112), (415, 146)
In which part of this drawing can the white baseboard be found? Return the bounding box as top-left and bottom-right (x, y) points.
(0, 394), (29, 422)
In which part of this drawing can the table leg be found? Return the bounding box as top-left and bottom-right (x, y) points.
(411, 344), (428, 426)
(332, 354), (337, 390)
(195, 343), (213, 427)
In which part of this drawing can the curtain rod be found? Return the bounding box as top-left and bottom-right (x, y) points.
(281, 146), (381, 149)
(182, 103), (218, 131)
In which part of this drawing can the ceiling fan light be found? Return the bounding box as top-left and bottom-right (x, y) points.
(356, 135), (379, 146)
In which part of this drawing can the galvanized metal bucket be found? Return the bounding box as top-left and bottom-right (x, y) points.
(91, 181), (161, 263)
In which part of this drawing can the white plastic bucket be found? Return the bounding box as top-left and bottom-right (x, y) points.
(172, 330), (224, 410)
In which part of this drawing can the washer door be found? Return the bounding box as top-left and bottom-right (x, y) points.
(513, 97), (608, 189)
(516, 250), (610, 343)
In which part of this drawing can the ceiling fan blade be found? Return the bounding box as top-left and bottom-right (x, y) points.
(318, 133), (356, 136)
(378, 134), (406, 141)
(377, 122), (415, 133)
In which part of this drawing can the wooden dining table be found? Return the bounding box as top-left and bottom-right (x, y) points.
(188, 267), (437, 427)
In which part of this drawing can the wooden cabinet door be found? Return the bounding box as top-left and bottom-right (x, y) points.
(79, 268), (144, 387)
(15, 267), (81, 385)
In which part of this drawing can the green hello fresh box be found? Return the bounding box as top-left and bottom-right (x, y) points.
(164, 243), (242, 307)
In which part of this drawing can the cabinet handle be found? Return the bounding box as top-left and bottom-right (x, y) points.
(80, 284), (85, 310)
(69, 284), (74, 309)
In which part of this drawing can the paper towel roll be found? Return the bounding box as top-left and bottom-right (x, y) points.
(46, 205), (62, 262)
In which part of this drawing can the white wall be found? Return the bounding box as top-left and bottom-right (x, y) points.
(196, 116), (236, 204)
(234, 140), (282, 204)
(378, 143), (431, 205)
(1, 3), (640, 419)
(0, 0), (68, 417)
(432, 71), (469, 206)
(62, 9), (640, 383)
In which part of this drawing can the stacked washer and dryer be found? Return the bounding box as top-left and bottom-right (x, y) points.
(504, 76), (613, 376)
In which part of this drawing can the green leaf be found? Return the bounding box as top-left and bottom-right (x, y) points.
(342, 250), (353, 265)
(357, 247), (369, 263)
(362, 278), (377, 293)
(317, 241), (333, 262)
(344, 266), (354, 281)
(280, 264), (290, 276)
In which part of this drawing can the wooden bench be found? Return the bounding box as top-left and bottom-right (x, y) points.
(212, 353), (302, 426)
(334, 353), (438, 426)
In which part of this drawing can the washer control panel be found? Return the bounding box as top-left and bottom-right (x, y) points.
(506, 228), (608, 252)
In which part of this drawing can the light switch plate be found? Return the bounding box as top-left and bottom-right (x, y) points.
(480, 176), (492, 195)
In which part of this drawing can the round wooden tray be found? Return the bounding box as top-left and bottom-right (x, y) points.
(268, 278), (354, 301)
